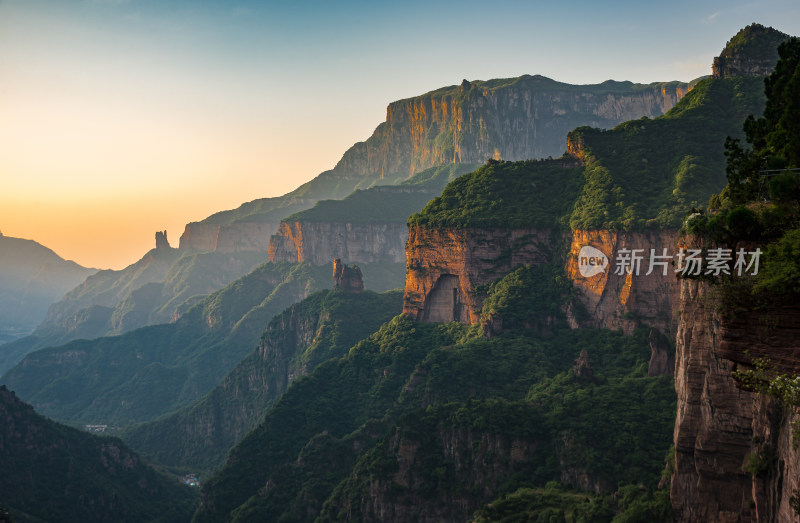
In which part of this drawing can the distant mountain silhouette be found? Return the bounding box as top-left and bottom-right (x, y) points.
(0, 234), (96, 344)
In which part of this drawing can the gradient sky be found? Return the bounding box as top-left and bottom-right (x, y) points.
(1, 0), (798, 269)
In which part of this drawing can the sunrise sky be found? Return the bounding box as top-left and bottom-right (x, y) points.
(1, 0), (798, 269)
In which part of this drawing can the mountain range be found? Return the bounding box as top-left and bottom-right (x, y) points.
(1, 22), (798, 523)
(0, 69), (696, 376)
(0, 234), (96, 346)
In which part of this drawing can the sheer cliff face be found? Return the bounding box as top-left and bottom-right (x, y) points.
(334, 77), (691, 179)
(268, 221), (408, 265)
(403, 225), (679, 336)
(712, 24), (789, 80)
(671, 279), (757, 521)
(179, 222), (278, 252)
(565, 229), (680, 336)
(402, 226), (558, 324)
(671, 277), (800, 522)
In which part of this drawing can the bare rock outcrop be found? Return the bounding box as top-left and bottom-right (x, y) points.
(647, 328), (675, 377)
(403, 225), (679, 338)
(155, 230), (170, 249)
(402, 226), (558, 324)
(268, 221), (407, 265)
(178, 222), (278, 253)
(670, 278), (758, 521)
(564, 229), (680, 336)
(573, 349), (594, 381)
(333, 259), (363, 293)
(670, 275), (800, 522)
(336, 76), (692, 179)
(712, 24), (789, 80)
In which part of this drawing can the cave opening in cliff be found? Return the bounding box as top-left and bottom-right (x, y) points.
(422, 274), (467, 323)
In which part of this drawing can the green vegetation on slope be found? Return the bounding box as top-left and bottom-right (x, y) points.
(683, 37), (800, 299)
(568, 75), (765, 230)
(0, 249), (268, 376)
(0, 261), (404, 428)
(123, 288), (403, 474)
(714, 23), (790, 77)
(285, 163), (480, 224)
(409, 159), (584, 229)
(0, 386), (196, 522)
(479, 263), (573, 331)
(472, 483), (672, 523)
(408, 74), (765, 233)
(193, 316), (472, 521)
(195, 264), (674, 522)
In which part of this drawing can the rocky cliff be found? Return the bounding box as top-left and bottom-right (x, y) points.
(336, 76), (692, 179)
(671, 272), (800, 522)
(402, 225), (558, 324)
(268, 221), (408, 265)
(403, 225), (679, 338)
(564, 229), (680, 337)
(712, 24), (789, 79)
(182, 76), (693, 237)
(179, 221), (278, 253)
(333, 259), (364, 292)
(261, 77), (693, 266)
(670, 278), (757, 521)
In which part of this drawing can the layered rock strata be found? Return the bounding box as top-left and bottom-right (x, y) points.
(337, 76), (692, 178)
(179, 222), (278, 253)
(268, 222), (408, 265)
(564, 229), (680, 336)
(402, 226), (559, 324)
(671, 278), (758, 521)
(712, 24), (790, 80)
(671, 277), (800, 522)
(403, 226), (679, 338)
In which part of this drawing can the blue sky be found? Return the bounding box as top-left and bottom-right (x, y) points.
(0, 0), (798, 268)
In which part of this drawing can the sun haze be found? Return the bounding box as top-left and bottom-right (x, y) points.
(1, 0), (797, 269)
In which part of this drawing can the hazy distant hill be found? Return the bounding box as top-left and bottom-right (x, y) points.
(0, 246), (267, 375)
(1, 261), (404, 427)
(0, 385), (196, 522)
(184, 75), (696, 234)
(2, 72), (694, 375)
(123, 286), (403, 474)
(0, 234), (96, 344)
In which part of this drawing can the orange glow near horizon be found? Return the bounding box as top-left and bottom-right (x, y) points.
(3, 0), (796, 270)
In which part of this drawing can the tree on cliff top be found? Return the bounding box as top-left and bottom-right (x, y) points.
(724, 37), (800, 205)
(707, 37), (800, 298)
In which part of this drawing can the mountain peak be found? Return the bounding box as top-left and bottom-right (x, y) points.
(712, 23), (790, 79)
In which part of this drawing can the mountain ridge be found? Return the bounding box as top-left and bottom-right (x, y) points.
(0, 385), (196, 522)
(0, 234), (97, 345)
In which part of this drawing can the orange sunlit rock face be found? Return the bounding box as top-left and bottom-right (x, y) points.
(565, 229), (680, 335)
(404, 224), (680, 338)
(565, 230), (616, 296)
(402, 225), (558, 324)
